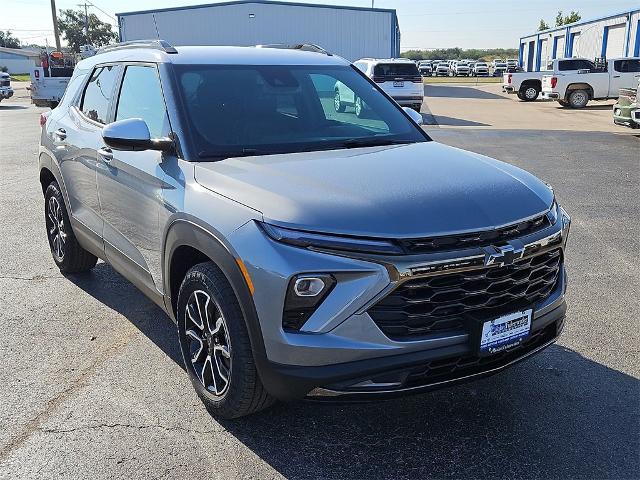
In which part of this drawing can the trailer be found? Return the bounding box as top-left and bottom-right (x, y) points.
(116, 0), (400, 62)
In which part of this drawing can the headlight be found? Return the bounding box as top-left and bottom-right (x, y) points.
(258, 222), (403, 255)
(547, 199), (559, 225)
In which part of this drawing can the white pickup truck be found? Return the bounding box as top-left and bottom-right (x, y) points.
(503, 58), (597, 101)
(542, 57), (640, 108)
(29, 67), (71, 107)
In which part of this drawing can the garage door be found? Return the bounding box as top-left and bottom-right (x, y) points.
(554, 35), (565, 58)
(539, 38), (549, 66)
(605, 24), (626, 59)
(570, 32), (581, 57)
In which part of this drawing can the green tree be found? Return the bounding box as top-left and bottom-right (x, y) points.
(0, 30), (21, 48)
(538, 19), (550, 31)
(555, 10), (581, 27)
(57, 9), (118, 53)
(555, 11), (564, 27)
(563, 11), (581, 25)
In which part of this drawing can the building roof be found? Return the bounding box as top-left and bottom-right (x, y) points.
(116, 0), (397, 18)
(0, 47), (40, 58)
(521, 7), (640, 39)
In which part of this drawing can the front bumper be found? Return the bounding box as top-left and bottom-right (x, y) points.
(0, 87), (13, 99)
(613, 103), (637, 127)
(267, 296), (566, 400)
(231, 214), (570, 401)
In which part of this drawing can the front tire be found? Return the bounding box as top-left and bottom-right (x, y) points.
(354, 96), (364, 117)
(568, 89), (589, 109)
(177, 262), (274, 419)
(333, 90), (345, 113)
(44, 182), (97, 273)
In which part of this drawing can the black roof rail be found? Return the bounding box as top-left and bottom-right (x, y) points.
(255, 43), (332, 56)
(97, 39), (178, 55)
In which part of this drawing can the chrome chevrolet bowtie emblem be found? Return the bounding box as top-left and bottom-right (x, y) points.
(484, 244), (525, 267)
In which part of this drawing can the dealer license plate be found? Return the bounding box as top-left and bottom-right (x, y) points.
(479, 309), (532, 356)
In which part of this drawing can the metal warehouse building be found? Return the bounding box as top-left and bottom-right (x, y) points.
(116, 0), (400, 61)
(519, 8), (640, 71)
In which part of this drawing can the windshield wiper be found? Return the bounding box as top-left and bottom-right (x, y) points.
(198, 148), (264, 160)
(340, 138), (414, 149)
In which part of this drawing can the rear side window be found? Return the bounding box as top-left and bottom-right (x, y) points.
(373, 63), (419, 78)
(558, 60), (595, 71)
(115, 65), (170, 138)
(614, 59), (640, 73)
(80, 65), (119, 124)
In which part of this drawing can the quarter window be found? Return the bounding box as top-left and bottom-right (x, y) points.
(115, 65), (169, 138)
(80, 65), (119, 124)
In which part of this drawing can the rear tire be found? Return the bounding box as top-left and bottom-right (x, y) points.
(558, 100), (570, 107)
(568, 89), (589, 109)
(518, 85), (539, 102)
(177, 262), (275, 419)
(44, 182), (97, 274)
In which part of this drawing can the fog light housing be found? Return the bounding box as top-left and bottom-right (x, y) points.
(294, 277), (326, 297)
(283, 274), (336, 331)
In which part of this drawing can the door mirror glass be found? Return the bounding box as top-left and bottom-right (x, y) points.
(102, 118), (172, 151)
(403, 106), (424, 125)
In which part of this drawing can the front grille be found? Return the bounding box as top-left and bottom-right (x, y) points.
(404, 321), (557, 388)
(368, 248), (562, 339)
(0, 80), (9, 87)
(398, 214), (549, 254)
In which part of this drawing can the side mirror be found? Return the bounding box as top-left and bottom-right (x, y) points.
(403, 106), (424, 125)
(102, 118), (173, 152)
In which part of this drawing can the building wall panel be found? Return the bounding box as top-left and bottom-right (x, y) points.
(119, 2), (396, 61)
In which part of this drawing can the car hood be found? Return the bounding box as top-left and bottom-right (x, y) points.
(194, 142), (553, 238)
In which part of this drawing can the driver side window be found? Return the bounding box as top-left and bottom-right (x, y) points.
(115, 65), (170, 138)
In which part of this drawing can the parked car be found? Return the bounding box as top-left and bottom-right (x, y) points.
(613, 85), (638, 128)
(418, 60), (432, 77)
(472, 62), (489, 76)
(542, 57), (640, 108)
(632, 79), (640, 126)
(493, 60), (508, 76)
(435, 61), (450, 76)
(503, 57), (599, 102)
(452, 61), (471, 77)
(506, 59), (519, 72)
(39, 40), (570, 419)
(0, 72), (14, 103)
(345, 58), (423, 112)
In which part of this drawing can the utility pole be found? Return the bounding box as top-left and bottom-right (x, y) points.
(50, 0), (61, 51)
(78, 2), (90, 45)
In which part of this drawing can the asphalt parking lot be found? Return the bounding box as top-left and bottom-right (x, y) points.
(0, 82), (638, 479)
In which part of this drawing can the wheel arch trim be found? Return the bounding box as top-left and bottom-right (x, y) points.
(162, 217), (282, 394)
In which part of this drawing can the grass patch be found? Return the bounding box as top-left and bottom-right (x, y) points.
(9, 74), (31, 82)
(423, 76), (502, 84)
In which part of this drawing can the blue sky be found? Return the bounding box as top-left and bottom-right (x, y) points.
(3, 0), (639, 49)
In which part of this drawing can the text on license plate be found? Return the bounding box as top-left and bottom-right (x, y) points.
(393, 81), (404, 87)
(480, 309), (532, 355)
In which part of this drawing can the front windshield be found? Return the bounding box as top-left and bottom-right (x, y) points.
(173, 64), (428, 159)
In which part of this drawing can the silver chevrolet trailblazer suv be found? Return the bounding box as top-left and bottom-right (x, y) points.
(39, 41), (570, 419)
